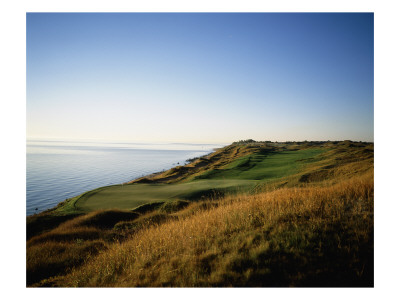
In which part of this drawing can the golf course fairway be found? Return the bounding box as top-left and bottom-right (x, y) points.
(65, 146), (326, 213)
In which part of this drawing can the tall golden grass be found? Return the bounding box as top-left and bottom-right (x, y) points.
(50, 171), (373, 287)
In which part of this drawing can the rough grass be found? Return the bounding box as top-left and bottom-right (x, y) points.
(26, 210), (139, 285)
(50, 172), (373, 287)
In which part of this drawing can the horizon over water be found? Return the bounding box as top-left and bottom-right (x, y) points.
(26, 139), (226, 216)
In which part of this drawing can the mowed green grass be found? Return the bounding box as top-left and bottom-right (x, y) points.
(71, 148), (325, 212)
(194, 148), (325, 180)
(75, 180), (257, 211)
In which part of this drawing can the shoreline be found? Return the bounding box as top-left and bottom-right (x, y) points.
(28, 147), (220, 216)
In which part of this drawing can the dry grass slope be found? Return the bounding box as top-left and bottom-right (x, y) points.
(51, 172), (372, 287)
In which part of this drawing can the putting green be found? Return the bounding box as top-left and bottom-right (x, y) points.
(75, 179), (257, 211)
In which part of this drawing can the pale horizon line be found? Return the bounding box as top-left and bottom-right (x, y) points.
(26, 136), (374, 144)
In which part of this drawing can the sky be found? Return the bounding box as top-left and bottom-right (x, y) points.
(26, 13), (374, 143)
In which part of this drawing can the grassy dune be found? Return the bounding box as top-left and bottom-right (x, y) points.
(56, 174), (373, 287)
(27, 140), (374, 287)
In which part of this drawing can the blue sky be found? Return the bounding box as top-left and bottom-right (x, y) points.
(26, 13), (373, 143)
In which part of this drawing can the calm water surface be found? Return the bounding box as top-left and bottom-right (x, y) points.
(26, 140), (224, 215)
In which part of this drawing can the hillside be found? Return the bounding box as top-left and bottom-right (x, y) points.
(26, 140), (374, 287)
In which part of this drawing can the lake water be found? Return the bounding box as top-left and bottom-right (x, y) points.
(26, 140), (225, 216)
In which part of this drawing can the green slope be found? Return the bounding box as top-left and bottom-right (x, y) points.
(194, 148), (324, 180)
